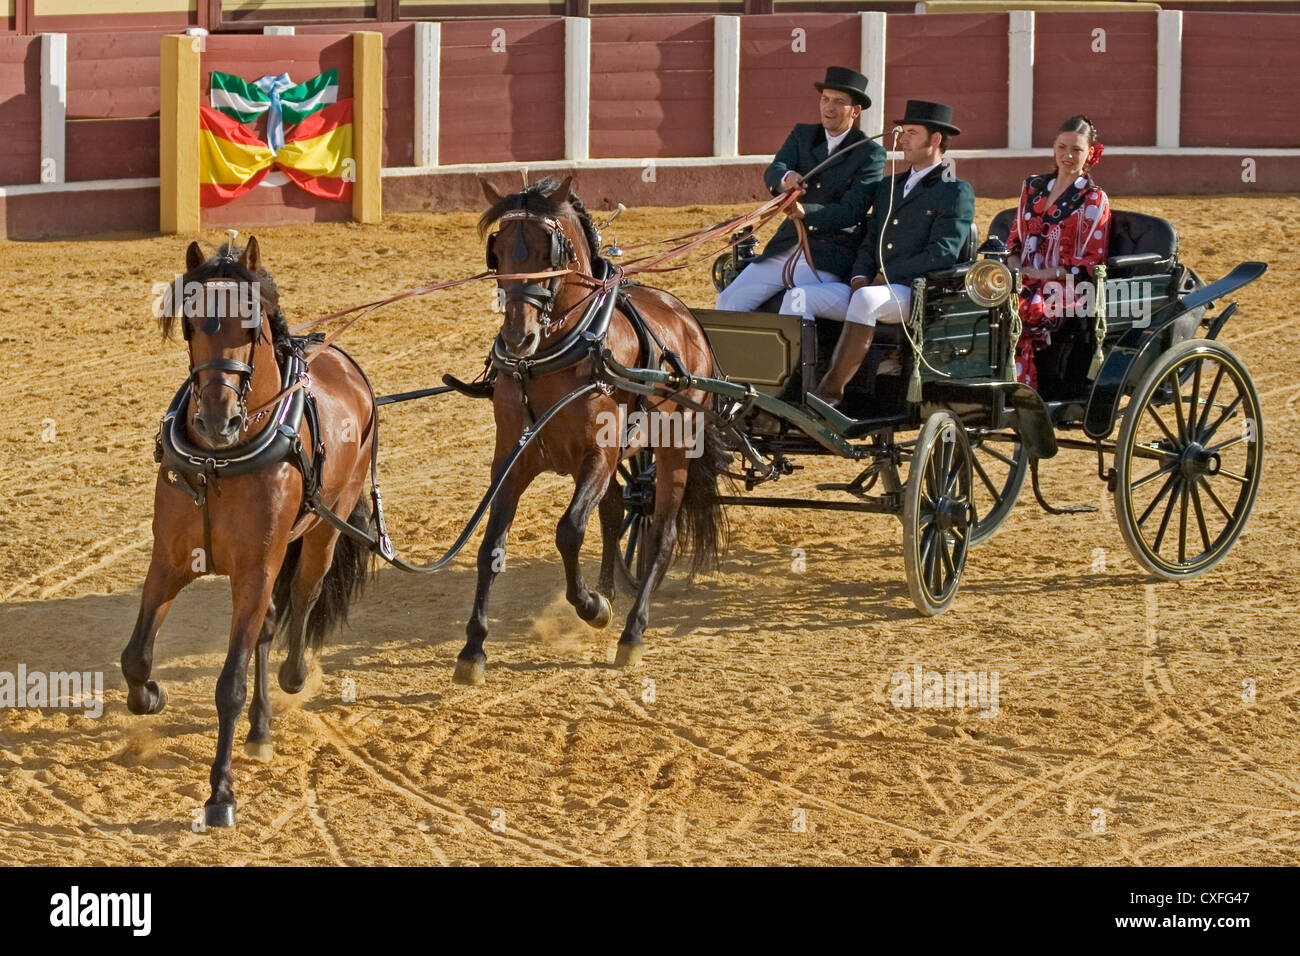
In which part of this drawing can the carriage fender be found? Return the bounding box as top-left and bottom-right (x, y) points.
(926, 380), (1056, 459)
(1004, 383), (1058, 460)
(1083, 309), (1179, 441)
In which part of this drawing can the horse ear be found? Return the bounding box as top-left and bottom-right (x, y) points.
(480, 177), (503, 205)
(239, 235), (261, 272)
(545, 175), (574, 202)
(186, 241), (204, 272)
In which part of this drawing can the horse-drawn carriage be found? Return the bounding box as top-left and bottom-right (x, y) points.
(132, 178), (1265, 826)
(608, 204), (1266, 614)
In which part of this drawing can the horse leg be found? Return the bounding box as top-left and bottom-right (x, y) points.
(278, 524), (341, 695)
(557, 459), (615, 630)
(207, 567), (277, 828)
(121, 546), (195, 715)
(596, 479), (623, 602)
(244, 599), (275, 762)
(615, 449), (688, 668)
(456, 466), (531, 686)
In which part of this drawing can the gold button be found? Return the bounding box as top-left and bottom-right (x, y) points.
(886, 243), (893, 249)
(892, 219), (899, 225)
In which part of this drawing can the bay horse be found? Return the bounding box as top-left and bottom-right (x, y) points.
(122, 237), (376, 828)
(457, 176), (730, 684)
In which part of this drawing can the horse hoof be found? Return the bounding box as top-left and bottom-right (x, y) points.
(204, 802), (236, 828)
(452, 659), (486, 686)
(127, 681), (165, 716)
(278, 668), (306, 695)
(585, 593), (613, 630)
(243, 740), (274, 763)
(614, 643), (643, 668)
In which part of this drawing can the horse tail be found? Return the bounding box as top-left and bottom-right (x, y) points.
(271, 496), (374, 650)
(676, 397), (731, 577)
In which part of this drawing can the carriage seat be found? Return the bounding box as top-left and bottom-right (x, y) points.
(986, 206), (1177, 277)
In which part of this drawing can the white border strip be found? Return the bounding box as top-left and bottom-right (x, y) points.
(564, 17), (591, 161)
(713, 16), (740, 159)
(382, 147), (1300, 179)
(1157, 10), (1183, 150)
(40, 34), (67, 185)
(1007, 11), (1034, 150)
(0, 177), (159, 198)
(414, 21), (440, 168)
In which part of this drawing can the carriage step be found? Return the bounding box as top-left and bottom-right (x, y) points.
(804, 393), (896, 438)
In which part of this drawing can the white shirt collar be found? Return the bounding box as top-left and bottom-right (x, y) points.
(825, 127), (851, 154)
(906, 161), (941, 188)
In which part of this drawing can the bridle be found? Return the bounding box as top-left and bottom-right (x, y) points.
(486, 210), (580, 336)
(183, 275), (267, 434)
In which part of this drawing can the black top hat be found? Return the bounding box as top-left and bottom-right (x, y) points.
(894, 100), (961, 136)
(814, 66), (871, 110)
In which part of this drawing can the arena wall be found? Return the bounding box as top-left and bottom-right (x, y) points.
(0, 7), (1297, 239)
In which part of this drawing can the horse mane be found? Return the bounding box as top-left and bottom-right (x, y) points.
(477, 177), (601, 259)
(157, 242), (293, 364)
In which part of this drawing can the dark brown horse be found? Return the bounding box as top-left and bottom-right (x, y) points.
(456, 176), (730, 684)
(122, 237), (376, 828)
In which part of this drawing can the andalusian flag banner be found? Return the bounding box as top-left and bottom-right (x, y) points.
(199, 99), (354, 207)
(210, 69), (340, 125)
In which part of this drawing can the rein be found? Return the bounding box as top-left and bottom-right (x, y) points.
(248, 186), (806, 415)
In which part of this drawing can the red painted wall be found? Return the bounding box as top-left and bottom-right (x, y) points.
(0, 35), (39, 186)
(590, 14), (714, 159)
(438, 18), (565, 165)
(65, 32), (160, 182)
(1033, 12), (1157, 148)
(1181, 12), (1300, 147)
(884, 12), (1008, 151)
(298, 21), (415, 168)
(738, 13), (860, 156)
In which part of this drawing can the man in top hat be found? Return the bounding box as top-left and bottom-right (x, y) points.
(715, 66), (887, 313)
(805, 99), (976, 407)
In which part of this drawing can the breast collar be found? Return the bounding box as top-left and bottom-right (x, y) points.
(156, 350), (309, 482)
(490, 258), (619, 380)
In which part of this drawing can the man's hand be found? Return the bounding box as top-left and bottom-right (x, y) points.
(780, 171), (804, 193)
(850, 276), (870, 291)
(786, 201), (806, 221)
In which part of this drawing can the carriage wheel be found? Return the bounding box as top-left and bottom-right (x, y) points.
(968, 433), (1028, 547)
(615, 449), (657, 592)
(1113, 339), (1263, 579)
(903, 410), (976, 616)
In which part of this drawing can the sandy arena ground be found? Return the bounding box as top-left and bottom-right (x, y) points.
(0, 193), (1297, 866)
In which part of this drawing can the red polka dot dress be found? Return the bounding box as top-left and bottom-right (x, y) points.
(1005, 173), (1110, 389)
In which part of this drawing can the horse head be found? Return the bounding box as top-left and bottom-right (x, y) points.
(159, 236), (283, 449)
(479, 175), (597, 360)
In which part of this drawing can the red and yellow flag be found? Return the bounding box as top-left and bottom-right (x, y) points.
(199, 100), (354, 207)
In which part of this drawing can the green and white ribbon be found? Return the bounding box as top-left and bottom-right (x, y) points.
(210, 69), (340, 152)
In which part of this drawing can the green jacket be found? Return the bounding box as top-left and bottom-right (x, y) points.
(851, 165), (975, 285)
(760, 123), (887, 280)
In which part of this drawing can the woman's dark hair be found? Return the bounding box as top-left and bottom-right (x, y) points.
(1058, 114), (1099, 146)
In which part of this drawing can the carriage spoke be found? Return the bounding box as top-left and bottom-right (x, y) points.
(1178, 481), (1190, 564)
(1167, 370), (1188, 442)
(939, 532), (956, 582)
(971, 454), (1000, 501)
(1144, 402), (1180, 447)
(978, 444), (1017, 468)
(1198, 477), (1234, 521)
(1131, 461), (1178, 490)
(1206, 434), (1246, 455)
(619, 510), (637, 535)
(1187, 357), (1203, 438)
(1196, 364), (1226, 436)
(1152, 478), (1181, 554)
(1201, 393), (1245, 443)
(622, 517), (641, 568)
(1136, 471), (1178, 527)
(1215, 468), (1251, 486)
(1190, 480), (1213, 554)
(920, 527), (939, 594)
